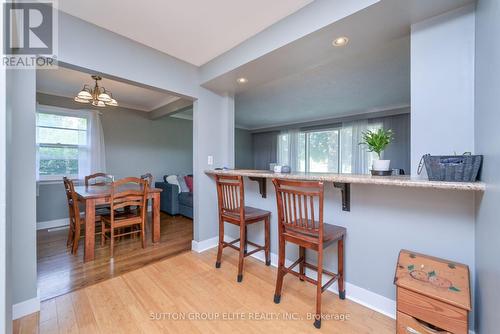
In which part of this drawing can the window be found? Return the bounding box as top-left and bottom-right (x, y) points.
(278, 128), (340, 173)
(277, 121), (384, 174)
(306, 129), (339, 173)
(36, 110), (89, 180)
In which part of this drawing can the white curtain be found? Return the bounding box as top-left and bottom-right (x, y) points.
(278, 129), (301, 171)
(341, 120), (369, 174)
(341, 120), (383, 174)
(78, 110), (106, 179)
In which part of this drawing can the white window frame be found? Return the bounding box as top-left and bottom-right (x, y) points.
(36, 105), (90, 182)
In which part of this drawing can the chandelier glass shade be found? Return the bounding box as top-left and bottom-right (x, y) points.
(74, 75), (118, 108)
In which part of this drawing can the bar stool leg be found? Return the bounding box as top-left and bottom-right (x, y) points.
(274, 236), (286, 304)
(215, 217), (224, 268)
(264, 217), (271, 266)
(244, 225), (248, 255)
(314, 248), (323, 329)
(299, 246), (305, 281)
(237, 222), (246, 282)
(338, 236), (346, 300)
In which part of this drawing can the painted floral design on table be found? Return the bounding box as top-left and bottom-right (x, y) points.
(405, 254), (461, 292)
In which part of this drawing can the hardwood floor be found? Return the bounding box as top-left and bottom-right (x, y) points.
(18, 247), (395, 333)
(37, 212), (193, 301)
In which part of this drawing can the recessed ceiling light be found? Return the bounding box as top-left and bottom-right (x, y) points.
(237, 77), (248, 84)
(332, 36), (349, 47)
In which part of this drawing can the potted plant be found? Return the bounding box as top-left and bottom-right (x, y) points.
(360, 128), (394, 171)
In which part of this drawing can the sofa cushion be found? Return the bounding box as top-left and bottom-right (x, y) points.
(178, 192), (193, 208)
(184, 175), (193, 192)
(177, 175), (190, 193)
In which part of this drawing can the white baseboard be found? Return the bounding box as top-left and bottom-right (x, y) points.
(12, 294), (40, 320)
(195, 235), (397, 319)
(37, 218), (69, 230)
(191, 236), (219, 253)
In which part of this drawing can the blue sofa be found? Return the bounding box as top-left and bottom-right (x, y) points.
(155, 181), (193, 219)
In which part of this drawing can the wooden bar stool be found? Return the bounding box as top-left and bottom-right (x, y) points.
(272, 179), (346, 329)
(215, 175), (271, 282)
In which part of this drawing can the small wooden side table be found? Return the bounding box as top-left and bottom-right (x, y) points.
(394, 250), (471, 334)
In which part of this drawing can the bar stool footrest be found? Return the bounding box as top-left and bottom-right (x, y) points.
(222, 238), (266, 258)
(283, 258), (339, 292)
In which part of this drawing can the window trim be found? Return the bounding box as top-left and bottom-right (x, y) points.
(36, 104), (90, 181)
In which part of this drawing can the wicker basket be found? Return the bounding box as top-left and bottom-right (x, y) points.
(418, 154), (482, 182)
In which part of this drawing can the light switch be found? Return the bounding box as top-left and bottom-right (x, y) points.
(208, 155), (214, 165)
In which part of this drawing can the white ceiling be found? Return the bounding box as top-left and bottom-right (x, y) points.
(57, 0), (314, 66)
(37, 67), (180, 112)
(236, 36), (410, 129)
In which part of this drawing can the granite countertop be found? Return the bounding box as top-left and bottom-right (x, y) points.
(205, 169), (485, 192)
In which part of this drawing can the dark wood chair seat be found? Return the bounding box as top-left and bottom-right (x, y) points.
(284, 223), (346, 247)
(101, 211), (142, 228)
(215, 175), (271, 282)
(95, 206), (110, 216)
(222, 206), (271, 223)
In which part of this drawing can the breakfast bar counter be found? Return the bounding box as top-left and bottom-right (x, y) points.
(205, 169), (485, 211)
(205, 169), (485, 191)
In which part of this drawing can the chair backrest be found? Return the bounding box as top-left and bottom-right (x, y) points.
(140, 173), (153, 186)
(85, 173), (114, 187)
(215, 175), (245, 220)
(109, 177), (148, 220)
(63, 177), (80, 226)
(272, 179), (325, 239)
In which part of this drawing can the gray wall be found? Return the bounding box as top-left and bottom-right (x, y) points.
(36, 93), (193, 223)
(474, 0), (500, 333)
(234, 128), (253, 169)
(6, 70), (38, 307)
(380, 113), (411, 174)
(411, 5), (475, 176)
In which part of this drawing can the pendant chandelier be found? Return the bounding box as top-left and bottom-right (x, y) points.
(74, 75), (118, 107)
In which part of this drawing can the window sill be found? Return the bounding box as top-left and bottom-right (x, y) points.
(37, 178), (81, 185)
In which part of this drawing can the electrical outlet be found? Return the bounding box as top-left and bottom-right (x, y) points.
(208, 155), (214, 165)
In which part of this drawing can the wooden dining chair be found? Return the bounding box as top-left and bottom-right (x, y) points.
(85, 172), (114, 219)
(100, 177), (148, 257)
(63, 177), (84, 254)
(215, 175), (271, 282)
(84, 172), (114, 186)
(272, 179), (346, 329)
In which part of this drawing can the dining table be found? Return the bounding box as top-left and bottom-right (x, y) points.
(74, 184), (162, 262)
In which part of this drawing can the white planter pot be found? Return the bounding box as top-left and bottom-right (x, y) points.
(372, 159), (391, 171)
